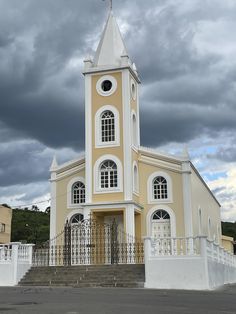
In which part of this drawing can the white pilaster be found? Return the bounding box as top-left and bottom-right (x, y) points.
(182, 160), (193, 237)
(83, 207), (91, 220)
(122, 69), (132, 200)
(125, 204), (135, 238)
(85, 74), (92, 203)
(50, 171), (57, 240)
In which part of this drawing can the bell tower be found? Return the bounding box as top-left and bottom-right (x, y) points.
(83, 10), (141, 236)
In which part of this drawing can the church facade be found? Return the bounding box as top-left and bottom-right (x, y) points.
(49, 11), (222, 250)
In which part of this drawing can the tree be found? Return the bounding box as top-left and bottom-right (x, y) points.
(11, 208), (50, 245)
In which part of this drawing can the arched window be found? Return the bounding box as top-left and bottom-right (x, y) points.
(133, 163), (139, 193)
(101, 110), (115, 143)
(72, 181), (85, 204)
(132, 113), (138, 147)
(208, 217), (211, 239)
(152, 209), (170, 220)
(198, 208), (202, 235)
(153, 176), (168, 200)
(100, 160), (118, 189)
(70, 213), (84, 224)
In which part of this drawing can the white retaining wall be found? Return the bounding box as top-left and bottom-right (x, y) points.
(144, 236), (236, 290)
(0, 243), (34, 286)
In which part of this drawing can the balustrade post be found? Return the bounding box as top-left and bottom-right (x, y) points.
(199, 236), (207, 258)
(143, 237), (151, 262)
(11, 242), (20, 285)
(217, 245), (220, 263)
(27, 244), (34, 264)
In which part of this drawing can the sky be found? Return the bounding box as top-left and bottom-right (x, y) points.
(0, 0), (235, 221)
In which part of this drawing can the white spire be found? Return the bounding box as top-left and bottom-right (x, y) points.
(93, 11), (129, 67)
(50, 155), (58, 171)
(182, 145), (190, 160)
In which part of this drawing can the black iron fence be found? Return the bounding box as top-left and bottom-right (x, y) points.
(33, 219), (144, 266)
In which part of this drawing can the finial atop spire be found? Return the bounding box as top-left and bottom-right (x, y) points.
(50, 155), (58, 171)
(102, 0), (112, 11)
(182, 145), (190, 160)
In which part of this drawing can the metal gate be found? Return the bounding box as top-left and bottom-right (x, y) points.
(33, 218), (144, 266)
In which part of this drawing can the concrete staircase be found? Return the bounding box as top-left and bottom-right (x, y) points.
(19, 264), (145, 288)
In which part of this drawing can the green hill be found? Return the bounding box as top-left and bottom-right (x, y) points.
(11, 207), (50, 245)
(221, 221), (236, 240)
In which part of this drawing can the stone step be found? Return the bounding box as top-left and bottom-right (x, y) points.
(19, 264), (145, 288)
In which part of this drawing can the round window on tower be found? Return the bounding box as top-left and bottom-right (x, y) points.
(101, 80), (112, 92)
(96, 75), (117, 96)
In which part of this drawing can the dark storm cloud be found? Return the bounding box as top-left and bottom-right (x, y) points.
(140, 103), (236, 147)
(0, 0), (236, 209)
(0, 141), (50, 186)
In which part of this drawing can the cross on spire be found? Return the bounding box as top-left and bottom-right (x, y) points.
(102, 0), (112, 11)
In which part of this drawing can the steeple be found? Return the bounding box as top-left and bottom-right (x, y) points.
(93, 11), (130, 67)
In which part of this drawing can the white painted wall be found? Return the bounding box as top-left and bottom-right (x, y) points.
(145, 257), (209, 290)
(0, 243), (34, 286)
(144, 237), (236, 290)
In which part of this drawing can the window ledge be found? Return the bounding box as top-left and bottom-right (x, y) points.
(67, 204), (85, 209)
(95, 142), (120, 148)
(148, 199), (173, 205)
(94, 188), (123, 194)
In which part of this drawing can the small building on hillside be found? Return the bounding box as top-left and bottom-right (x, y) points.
(0, 205), (12, 244)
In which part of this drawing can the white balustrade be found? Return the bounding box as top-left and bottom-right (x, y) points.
(0, 242), (34, 286)
(149, 236), (200, 257)
(144, 236), (236, 268)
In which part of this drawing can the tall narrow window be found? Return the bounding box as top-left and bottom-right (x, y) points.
(132, 113), (138, 147)
(72, 182), (85, 204)
(101, 110), (115, 142)
(100, 160), (117, 189)
(133, 164), (138, 193)
(153, 176), (168, 199)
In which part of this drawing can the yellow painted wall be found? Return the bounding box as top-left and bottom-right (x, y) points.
(91, 72), (124, 202)
(139, 159), (185, 238)
(56, 167), (85, 236)
(222, 235), (234, 254)
(0, 205), (12, 244)
(191, 167), (221, 242)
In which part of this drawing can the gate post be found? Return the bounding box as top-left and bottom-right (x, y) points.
(111, 219), (118, 264)
(64, 220), (71, 266)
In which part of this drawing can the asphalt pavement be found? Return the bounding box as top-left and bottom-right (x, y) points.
(0, 285), (236, 314)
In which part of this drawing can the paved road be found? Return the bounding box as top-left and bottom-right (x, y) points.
(0, 285), (236, 314)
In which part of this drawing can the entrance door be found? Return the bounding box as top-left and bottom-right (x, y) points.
(151, 209), (171, 255)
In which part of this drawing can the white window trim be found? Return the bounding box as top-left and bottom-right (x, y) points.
(95, 105), (120, 148)
(146, 205), (176, 237)
(96, 75), (117, 97)
(94, 154), (123, 194)
(131, 110), (138, 148)
(133, 161), (139, 195)
(147, 171), (173, 204)
(67, 176), (85, 209)
(65, 209), (84, 224)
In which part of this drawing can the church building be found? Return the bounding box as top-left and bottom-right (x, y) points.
(49, 10), (222, 250)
